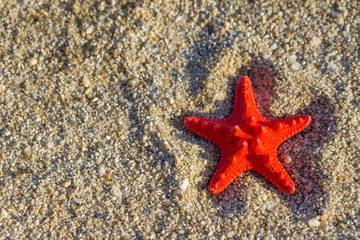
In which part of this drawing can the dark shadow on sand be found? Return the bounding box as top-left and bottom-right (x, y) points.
(183, 5), (238, 96)
(278, 94), (337, 222)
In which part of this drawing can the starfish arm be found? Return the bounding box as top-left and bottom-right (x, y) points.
(269, 115), (311, 144)
(232, 76), (262, 119)
(184, 116), (232, 145)
(252, 155), (295, 194)
(209, 142), (252, 194)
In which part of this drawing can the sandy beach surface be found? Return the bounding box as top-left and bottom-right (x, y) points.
(0, 0), (359, 239)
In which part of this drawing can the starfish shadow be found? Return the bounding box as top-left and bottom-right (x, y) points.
(120, 95), (185, 238)
(277, 94), (337, 222)
(239, 59), (337, 222)
(180, 4), (238, 96)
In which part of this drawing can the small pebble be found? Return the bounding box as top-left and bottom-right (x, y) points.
(327, 62), (337, 71)
(45, 141), (54, 149)
(1, 208), (9, 218)
(99, 165), (106, 176)
(175, 15), (182, 22)
(82, 76), (91, 88)
(3, 129), (11, 137)
(227, 231), (235, 238)
(168, 97), (175, 105)
(105, 174), (111, 181)
(0, 84), (6, 92)
(308, 36), (321, 47)
(129, 79), (139, 88)
(86, 26), (94, 35)
(284, 154), (292, 164)
(179, 179), (189, 191)
(288, 54), (297, 63)
(273, 47), (285, 57)
(24, 82), (32, 91)
(73, 198), (84, 204)
(320, 213), (328, 221)
(260, 193), (268, 201)
(111, 185), (122, 197)
(85, 87), (92, 97)
(29, 58), (38, 66)
(290, 62), (301, 71)
(308, 218), (320, 227)
(174, 156), (181, 166)
(23, 146), (32, 157)
(133, 215), (139, 222)
(63, 181), (71, 188)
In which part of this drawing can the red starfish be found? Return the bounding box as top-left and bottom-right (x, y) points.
(184, 76), (311, 194)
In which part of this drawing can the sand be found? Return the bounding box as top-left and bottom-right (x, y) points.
(0, 0), (359, 239)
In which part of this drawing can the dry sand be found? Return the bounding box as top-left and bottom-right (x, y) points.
(0, 0), (359, 239)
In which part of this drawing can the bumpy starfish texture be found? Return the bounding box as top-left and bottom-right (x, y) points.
(184, 76), (311, 195)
